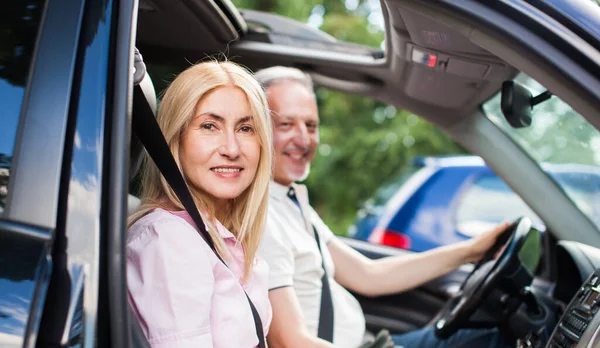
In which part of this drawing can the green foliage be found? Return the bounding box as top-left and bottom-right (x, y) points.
(234, 0), (466, 234)
(320, 14), (384, 48)
(232, 0), (320, 21)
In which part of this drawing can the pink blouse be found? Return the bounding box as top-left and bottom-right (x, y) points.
(127, 208), (272, 347)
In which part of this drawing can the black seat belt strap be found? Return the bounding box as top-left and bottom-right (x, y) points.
(313, 226), (335, 342)
(132, 86), (266, 348)
(287, 188), (334, 342)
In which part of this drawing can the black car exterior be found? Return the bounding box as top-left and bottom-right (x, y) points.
(1, 0), (136, 347)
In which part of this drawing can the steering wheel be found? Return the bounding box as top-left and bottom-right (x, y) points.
(434, 217), (533, 339)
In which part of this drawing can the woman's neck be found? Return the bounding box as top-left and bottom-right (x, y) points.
(213, 199), (231, 222)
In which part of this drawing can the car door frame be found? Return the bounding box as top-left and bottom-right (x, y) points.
(0, 0), (85, 346)
(0, 0), (142, 347)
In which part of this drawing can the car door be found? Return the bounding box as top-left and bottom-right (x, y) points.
(1, 0), (147, 347)
(0, 0), (78, 346)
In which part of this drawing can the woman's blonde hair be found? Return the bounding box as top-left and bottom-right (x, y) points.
(129, 61), (272, 280)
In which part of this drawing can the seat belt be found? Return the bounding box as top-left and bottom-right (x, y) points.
(313, 226), (335, 342)
(131, 86), (266, 348)
(287, 188), (335, 342)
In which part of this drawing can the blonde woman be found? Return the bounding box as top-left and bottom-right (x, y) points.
(127, 61), (272, 347)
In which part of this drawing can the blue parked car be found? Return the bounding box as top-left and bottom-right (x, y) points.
(349, 156), (600, 252)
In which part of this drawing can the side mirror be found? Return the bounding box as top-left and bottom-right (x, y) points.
(500, 81), (552, 128)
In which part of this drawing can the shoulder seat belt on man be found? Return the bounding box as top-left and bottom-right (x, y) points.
(313, 225), (335, 342)
(287, 188), (335, 342)
(131, 85), (266, 348)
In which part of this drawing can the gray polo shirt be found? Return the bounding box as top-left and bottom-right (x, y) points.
(258, 181), (365, 347)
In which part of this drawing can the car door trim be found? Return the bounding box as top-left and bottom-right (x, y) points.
(5, 0), (86, 229)
(103, 0), (137, 347)
(0, 220), (51, 241)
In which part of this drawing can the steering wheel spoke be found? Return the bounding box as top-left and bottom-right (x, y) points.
(434, 217), (534, 340)
(464, 310), (502, 329)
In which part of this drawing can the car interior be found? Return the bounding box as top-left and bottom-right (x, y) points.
(121, 0), (600, 347)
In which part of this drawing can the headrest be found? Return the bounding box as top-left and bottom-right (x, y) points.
(130, 48), (157, 180)
(133, 47), (157, 113)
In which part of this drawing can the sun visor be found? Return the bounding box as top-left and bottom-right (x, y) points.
(398, 6), (489, 55)
(137, 0), (245, 51)
(404, 65), (486, 108)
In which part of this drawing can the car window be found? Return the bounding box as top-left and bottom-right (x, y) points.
(483, 73), (600, 231)
(455, 175), (544, 237)
(303, 87), (465, 236)
(551, 171), (600, 227)
(232, 0), (385, 50)
(0, 0), (45, 217)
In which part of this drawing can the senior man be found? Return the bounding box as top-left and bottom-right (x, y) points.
(255, 66), (510, 348)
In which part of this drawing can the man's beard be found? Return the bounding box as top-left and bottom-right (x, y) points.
(293, 166), (311, 183)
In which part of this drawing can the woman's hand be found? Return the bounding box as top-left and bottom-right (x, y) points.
(461, 221), (510, 263)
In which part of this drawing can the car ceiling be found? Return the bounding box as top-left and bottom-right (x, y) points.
(135, 0), (517, 127)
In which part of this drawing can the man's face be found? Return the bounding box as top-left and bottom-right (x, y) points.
(266, 81), (319, 186)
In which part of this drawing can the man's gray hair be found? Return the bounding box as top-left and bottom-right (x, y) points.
(254, 66), (314, 92)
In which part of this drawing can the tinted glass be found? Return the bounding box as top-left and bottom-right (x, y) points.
(232, 0), (385, 50)
(456, 175), (544, 236)
(0, 0), (44, 217)
(483, 73), (600, 231)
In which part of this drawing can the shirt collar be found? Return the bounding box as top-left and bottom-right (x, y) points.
(269, 181), (309, 201)
(269, 181), (291, 201)
(213, 219), (236, 240)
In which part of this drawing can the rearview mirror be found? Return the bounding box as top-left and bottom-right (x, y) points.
(500, 81), (552, 128)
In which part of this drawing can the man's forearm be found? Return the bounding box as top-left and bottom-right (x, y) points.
(365, 242), (471, 296)
(332, 240), (471, 297)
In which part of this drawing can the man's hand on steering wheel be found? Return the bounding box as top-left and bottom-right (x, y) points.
(434, 217), (535, 339)
(461, 221), (511, 263)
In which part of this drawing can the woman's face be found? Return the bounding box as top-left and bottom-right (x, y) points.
(180, 86), (261, 208)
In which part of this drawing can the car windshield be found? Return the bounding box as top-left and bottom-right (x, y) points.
(482, 73), (600, 229)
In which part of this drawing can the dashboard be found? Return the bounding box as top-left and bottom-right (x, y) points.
(547, 241), (600, 348)
(549, 269), (600, 347)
